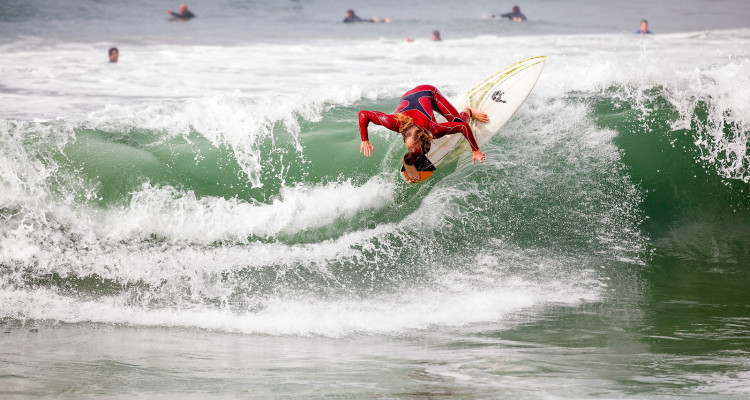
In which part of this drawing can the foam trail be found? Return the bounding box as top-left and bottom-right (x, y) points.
(0, 245), (603, 337)
(103, 177), (396, 242)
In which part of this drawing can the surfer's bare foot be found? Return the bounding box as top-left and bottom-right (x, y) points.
(403, 163), (421, 182)
(405, 167), (421, 181)
(464, 106), (489, 123)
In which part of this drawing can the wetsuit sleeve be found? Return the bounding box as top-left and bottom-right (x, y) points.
(170, 11), (195, 19)
(344, 15), (367, 23)
(358, 111), (399, 141)
(429, 120), (480, 151)
(501, 12), (526, 20)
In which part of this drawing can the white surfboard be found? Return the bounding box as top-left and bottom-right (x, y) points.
(402, 55), (546, 182)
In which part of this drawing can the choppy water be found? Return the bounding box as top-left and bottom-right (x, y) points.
(2, 0), (750, 398)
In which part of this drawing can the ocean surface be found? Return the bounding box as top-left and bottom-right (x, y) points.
(2, 0), (750, 398)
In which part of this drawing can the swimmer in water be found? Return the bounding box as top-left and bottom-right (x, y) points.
(635, 19), (653, 34)
(168, 4), (195, 20)
(343, 9), (390, 23)
(405, 30), (441, 42)
(492, 5), (527, 22)
(108, 47), (118, 63)
(357, 85), (489, 181)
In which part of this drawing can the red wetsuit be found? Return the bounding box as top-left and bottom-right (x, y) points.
(358, 85), (479, 151)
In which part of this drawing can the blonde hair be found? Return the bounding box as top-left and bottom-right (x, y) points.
(394, 113), (412, 133)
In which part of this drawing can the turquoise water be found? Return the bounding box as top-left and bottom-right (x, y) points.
(2, 0), (750, 398)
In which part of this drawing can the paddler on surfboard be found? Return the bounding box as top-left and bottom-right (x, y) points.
(358, 85), (489, 182)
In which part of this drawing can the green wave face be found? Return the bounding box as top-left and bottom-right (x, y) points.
(1, 81), (749, 335)
(592, 87), (750, 261)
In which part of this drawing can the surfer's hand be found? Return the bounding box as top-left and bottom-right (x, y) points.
(360, 140), (374, 157)
(472, 150), (485, 164)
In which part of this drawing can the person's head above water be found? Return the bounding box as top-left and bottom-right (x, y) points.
(512, 5), (521, 13)
(108, 47), (119, 63)
(431, 30), (441, 41)
(179, 4), (188, 14)
(640, 19), (649, 32)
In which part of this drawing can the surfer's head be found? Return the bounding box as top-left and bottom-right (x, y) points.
(394, 113), (432, 155)
(639, 20), (649, 33)
(403, 126), (422, 152)
(108, 47), (119, 63)
(402, 125), (433, 158)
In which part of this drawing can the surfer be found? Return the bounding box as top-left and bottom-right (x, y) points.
(343, 9), (390, 23)
(168, 4), (195, 20)
(491, 5), (527, 21)
(635, 19), (653, 34)
(405, 30), (441, 42)
(108, 47), (118, 63)
(358, 85), (488, 180)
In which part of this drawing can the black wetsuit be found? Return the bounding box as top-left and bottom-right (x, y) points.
(500, 11), (527, 21)
(343, 14), (370, 23)
(170, 10), (195, 20)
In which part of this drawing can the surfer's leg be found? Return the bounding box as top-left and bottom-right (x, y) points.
(397, 85), (437, 115)
(429, 86), (489, 123)
(430, 86), (470, 123)
(400, 85), (435, 99)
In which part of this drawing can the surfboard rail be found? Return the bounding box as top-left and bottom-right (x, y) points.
(423, 55), (547, 171)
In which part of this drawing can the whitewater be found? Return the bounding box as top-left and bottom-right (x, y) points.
(2, 0), (750, 398)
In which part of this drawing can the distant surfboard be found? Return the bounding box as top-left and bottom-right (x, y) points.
(402, 55), (547, 182)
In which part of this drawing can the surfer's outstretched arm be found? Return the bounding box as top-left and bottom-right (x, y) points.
(431, 122), (484, 164)
(358, 110), (399, 157)
(430, 120), (485, 164)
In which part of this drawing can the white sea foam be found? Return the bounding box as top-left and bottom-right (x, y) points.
(3, 30), (749, 182)
(102, 177), (396, 242)
(0, 242), (600, 337)
(1, 29), (748, 335)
